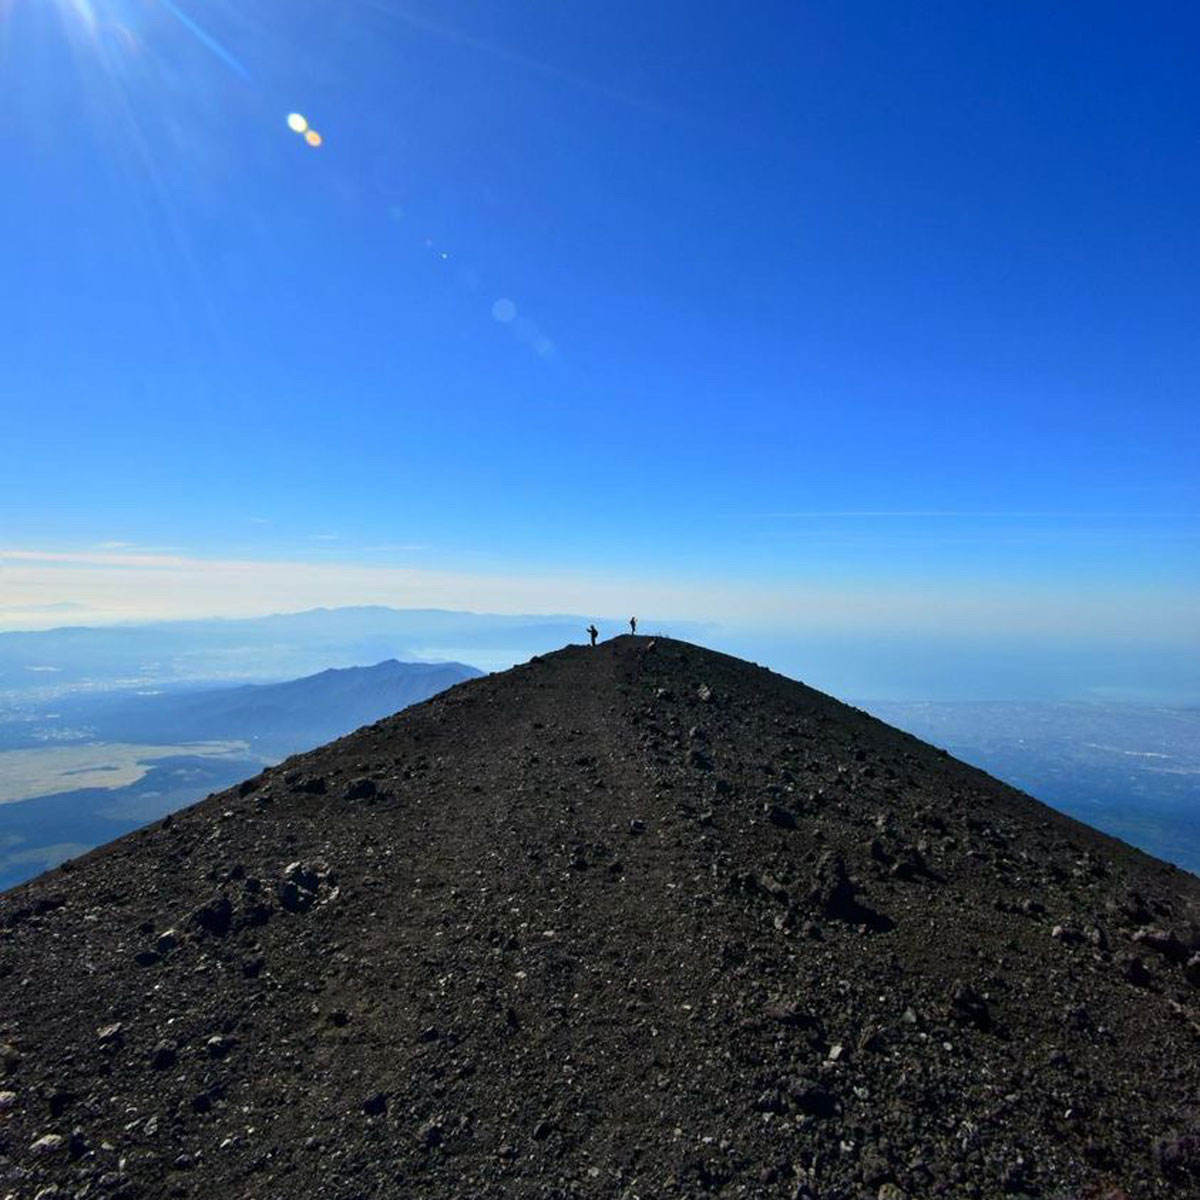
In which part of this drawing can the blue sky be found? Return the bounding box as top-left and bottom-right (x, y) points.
(2, 2), (1197, 683)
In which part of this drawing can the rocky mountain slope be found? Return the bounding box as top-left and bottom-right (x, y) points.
(2, 637), (1199, 1199)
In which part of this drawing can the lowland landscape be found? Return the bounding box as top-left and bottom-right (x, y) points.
(867, 703), (1200, 878)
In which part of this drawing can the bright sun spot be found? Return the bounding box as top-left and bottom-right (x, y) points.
(64, 0), (99, 33)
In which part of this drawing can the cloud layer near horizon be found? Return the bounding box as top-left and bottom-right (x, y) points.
(1, 547), (1194, 642)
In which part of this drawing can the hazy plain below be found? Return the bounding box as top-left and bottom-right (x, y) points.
(865, 700), (1200, 876)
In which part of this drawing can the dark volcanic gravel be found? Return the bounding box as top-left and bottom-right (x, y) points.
(2, 636), (1199, 1199)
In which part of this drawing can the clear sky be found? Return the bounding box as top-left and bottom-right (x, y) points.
(2, 2), (1197, 683)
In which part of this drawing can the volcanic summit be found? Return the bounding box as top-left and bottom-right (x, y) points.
(2, 637), (1199, 1199)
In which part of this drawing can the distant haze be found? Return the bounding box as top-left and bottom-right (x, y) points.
(0, 605), (1196, 707)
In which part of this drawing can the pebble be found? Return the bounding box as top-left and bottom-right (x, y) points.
(192, 895), (234, 937)
(1133, 927), (1186, 961)
(29, 1133), (65, 1155)
(417, 1119), (444, 1147)
(206, 1034), (233, 1058)
(149, 1040), (178, 1070)
(1119, 955), (1152, 986)
(765, 803), (797, 829)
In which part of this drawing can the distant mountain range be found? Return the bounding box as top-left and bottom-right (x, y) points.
(0, 606), (704, 695)
(0, 658), (482, 889)
(6, 658), (483, 758)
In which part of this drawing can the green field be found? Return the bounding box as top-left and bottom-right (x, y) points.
(0, 741), (251, 804)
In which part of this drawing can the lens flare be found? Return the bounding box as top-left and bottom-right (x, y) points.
(287, 113), (309, 133)
(304, 130), (323, 147)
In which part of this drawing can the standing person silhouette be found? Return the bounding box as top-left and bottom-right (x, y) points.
(630, 616), (637, 635)
(587, 623), (599, 646)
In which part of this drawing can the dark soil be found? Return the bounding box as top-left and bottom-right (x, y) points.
(2, 636), (1199, 1200)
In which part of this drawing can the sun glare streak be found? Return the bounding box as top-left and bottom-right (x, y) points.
(48, 0), (249, 79)
(65, 0), (98, 33)
(156, 0), (249, 79)
(34, 0), (247, 376)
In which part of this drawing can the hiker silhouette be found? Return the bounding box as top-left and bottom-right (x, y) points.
(587, 624), (599, 646)
(630, 616), (637, 635)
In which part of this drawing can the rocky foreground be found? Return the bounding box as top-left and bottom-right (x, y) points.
(2, 636), (1199, 1199)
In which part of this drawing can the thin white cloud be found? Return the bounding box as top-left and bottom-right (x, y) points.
(0, 546), (1195, 641)
(743, 510), (1200, 519)
(3, 549), (197, 568)
(7, 602), (92, 614)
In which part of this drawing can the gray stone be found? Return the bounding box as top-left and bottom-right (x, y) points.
(149, 1040), (178, 1070)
